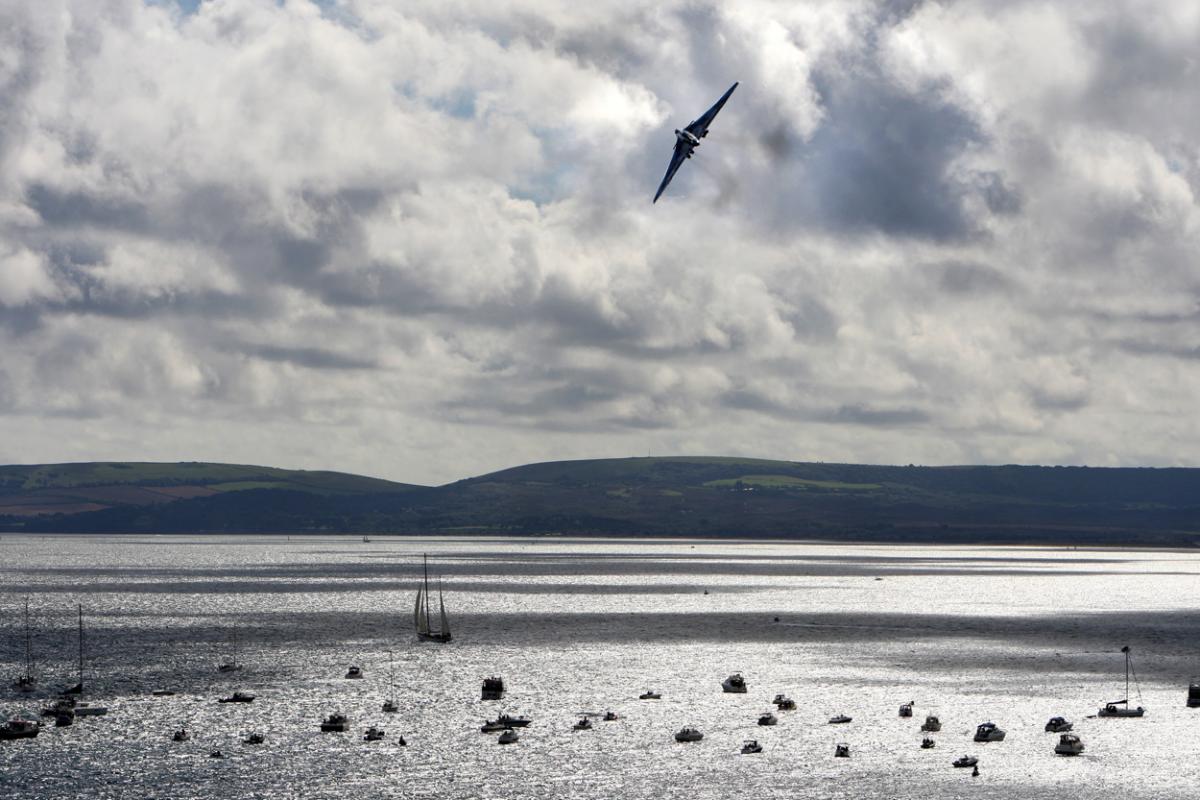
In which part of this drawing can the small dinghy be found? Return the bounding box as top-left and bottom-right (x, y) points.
(834, 743), (850, 758)
(573, 717), (593, 731)
(741, 739), (763, 754)
(674, 727), (703, 742)
(639, 691), (662, 700)
(953, 755), (978, 768)
(1045, 716), (1073, 733)
(364, 727), (385, 742)
(828, 714), (852, 724)
(921, 737), (936, 749)
(498, 728), (519, 745)
(757, 712), (778, 726)
(244, 732), (264, 745)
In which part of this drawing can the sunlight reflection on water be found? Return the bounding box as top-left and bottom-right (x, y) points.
(1, 535), (1197, 799)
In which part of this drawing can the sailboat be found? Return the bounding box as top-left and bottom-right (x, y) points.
(382, 651), (399, 713)
(1098, 645), (1145, 717)
(414, 554), (451, 643)
(67, 606), (107, 716)
(217, 628), (242, 673)
(13, 600), (36, 692)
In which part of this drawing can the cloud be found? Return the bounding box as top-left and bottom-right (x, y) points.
(0, 0), (1198, 482)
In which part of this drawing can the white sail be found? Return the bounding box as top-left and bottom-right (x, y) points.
(438, 587), (450, 637)
(414, 586), (427, 634)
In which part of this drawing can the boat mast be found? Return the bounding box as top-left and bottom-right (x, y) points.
(78, 604), (84, 693)
(423, 554), (432, 634)
(1123, 645), (1131, 701)
(24, 599), (34, 680)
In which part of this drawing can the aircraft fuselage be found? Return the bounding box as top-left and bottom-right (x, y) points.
(675, 129), (701, 147)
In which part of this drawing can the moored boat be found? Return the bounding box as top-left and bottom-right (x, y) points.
(1189, 677), (1200, 708)
(921, 714), (941, 732)
(953, 755), (978, 768)
(828, 714), (852, 724)
(218, 691), (255, 704)
(244, 732), (265, 745)
(1045, 716), (1073, 733)
(0, 718), (40, 740)
(721, 673), (747, 693)
(172, 728), (190, 742)
(498, 728), (519, 744)
(345, 666), (364, 679)
(973, 722), (1005, 742)
(639, 690), (662, 700)
(674, 726), (703, 742)
(757, 712), (777, 726)
(497, 714), (531, 728)
(741, 739), (762, 754)
(482, 676), (505, 700)
(773, 694), (796, 710)
(921, 737), (936, 749)
(573, 717), (592, 731)
(834, 743), (850, 758)
(602, 711), (619, 721)
(1098, 646), (1145, 717)
(320, 713), (349, 732)
(1054, 733), (1084, 756)
(899, 701), (914, 717)
(364, 726), (385, 742)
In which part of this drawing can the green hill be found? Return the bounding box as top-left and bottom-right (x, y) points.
(0, 461), (421, 518)
(3, 457), (1200, 545)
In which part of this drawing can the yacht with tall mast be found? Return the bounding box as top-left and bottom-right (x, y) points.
(13, 600), (36, 692)
(382, 651), (399, 713)
(414, 554), (451, 643)
(217, 628), (242, 673)
(67, 605), (107, 716)
(1098, 645), (1145, 717)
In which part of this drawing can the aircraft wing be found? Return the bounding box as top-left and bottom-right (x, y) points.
(684, 81), (738, 138)
(653, 140), (691, 203)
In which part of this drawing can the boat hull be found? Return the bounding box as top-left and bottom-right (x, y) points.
(418, 632), (452, 643)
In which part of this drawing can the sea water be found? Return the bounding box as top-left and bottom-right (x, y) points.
(1, 535), (1197, 799)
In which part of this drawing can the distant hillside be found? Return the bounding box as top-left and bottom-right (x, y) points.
(0, 462), (421, 517)
(3, 457), (1200, 545)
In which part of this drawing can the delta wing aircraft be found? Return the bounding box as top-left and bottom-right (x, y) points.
(653, 82), (739, 203)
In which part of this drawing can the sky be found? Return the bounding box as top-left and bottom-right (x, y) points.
(1, 0), (1198, 485)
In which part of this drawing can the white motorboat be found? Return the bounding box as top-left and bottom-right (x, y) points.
(498, 728), (519, 744)
(920, 714), (941, 732)
(953, 755), (978, 768)
(1045, 716), (1073, 733)
(1098, 645), (1145, 717)
(674, 727), (703, 742)
(1054, 733), (1084, 756)
(974, 722), (1005, 742)
(721, 673), (747, 693)
(757, 712), (777, 726)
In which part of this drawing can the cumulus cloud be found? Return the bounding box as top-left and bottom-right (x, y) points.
(0, 0), (1198, 483)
